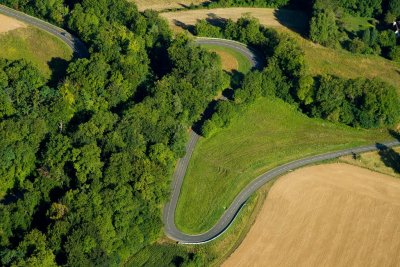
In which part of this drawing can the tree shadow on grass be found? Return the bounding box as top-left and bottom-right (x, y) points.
(192, 99), (219, 135)
(273, 9), (310, 37)
(205, 13), (229, 27)
(173, 19), (195, 34)
(376, 130), (400, 173)
(48, 57), (70, 87)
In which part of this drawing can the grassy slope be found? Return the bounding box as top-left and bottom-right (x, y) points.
(287, 30), (400, 90)
(0, 26), (73, 79)
(200, 44), (252, 73)
(175, 97), (392, 233)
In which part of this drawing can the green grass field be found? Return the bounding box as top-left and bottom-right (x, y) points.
(175, 97), (393, 233)
(0, 26), (73, 79)
(287, 31), (400, 90)
(340, 14), (374, 32)
(200, 43), (252, 74)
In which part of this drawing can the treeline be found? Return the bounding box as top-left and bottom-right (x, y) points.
(195, 17), (399, 136)
(207, 0), (289, 8)
(2, 0), (68, 25)
(309, 0), (400, 61)
(0, 0), (227, 266)
(195, 15), (280, 60)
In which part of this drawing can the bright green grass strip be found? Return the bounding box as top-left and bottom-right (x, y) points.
(0, 26), (73, 78)
(175, 97), (392, 234)
(200, 43), (252, 74)
(340, 14), (374, 32)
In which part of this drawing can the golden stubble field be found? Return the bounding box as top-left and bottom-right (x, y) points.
(0, 14), (25, 33)
(224, 163), (400, 267)
(131, 0), (209, 11)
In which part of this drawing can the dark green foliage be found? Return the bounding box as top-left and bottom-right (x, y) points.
(389, 46), (400, 62)
(2, 0), (68, 25)
(195, 19), (223, 38)
(0, 0), (226, 265)
(347, 38), (371, 54)
(309, 0), (399, 61)
(336, 0), (383, 17)
(208, 0), (289, 8)
(193, 15), (280, 60)
(384, 0), (400, 22)
(310, 76), (400, 128)
(309, 7), (339, 47)
(127, 244), (203, 267)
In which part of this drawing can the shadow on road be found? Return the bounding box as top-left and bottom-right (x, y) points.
(376, 130), (400, 173)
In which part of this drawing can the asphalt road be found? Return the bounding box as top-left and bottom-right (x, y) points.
(0, 4), (88, 58)
(164, 39), (400, 244)
(164, 130), (400, 244)
(3, 5), (399, 245)
(195, 37), (261, 69)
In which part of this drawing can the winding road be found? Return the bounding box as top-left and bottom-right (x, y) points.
(2, 4), (399, 246)
(164, 39), (400, 244)
(0, 4), (88, 58)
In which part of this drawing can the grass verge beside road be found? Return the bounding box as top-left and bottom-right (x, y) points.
(126, 180), (275, 267)
(0, 26), (72, 79)
(200, 44), (252, 73)
(175, 97), (393, 234)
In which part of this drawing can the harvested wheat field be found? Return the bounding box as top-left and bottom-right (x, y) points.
(0, 14), (25, 34)
(224, 163), (400, 267)
(132, 0), (208, 11)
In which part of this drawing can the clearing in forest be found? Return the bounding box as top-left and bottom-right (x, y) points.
(223, 163), (400, 267)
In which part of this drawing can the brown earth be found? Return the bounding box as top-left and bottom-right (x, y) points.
(223, 163), (400, 267)
(0, 14), (25, 34)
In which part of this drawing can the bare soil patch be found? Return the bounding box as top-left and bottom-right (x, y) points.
(0, 14), (26, 34)
(131, 0), (209, 11)
(223, 163), (400, 267)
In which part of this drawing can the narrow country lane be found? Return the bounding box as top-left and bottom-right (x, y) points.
(2, 4), (399, 245)
(0, 4), (88, 57)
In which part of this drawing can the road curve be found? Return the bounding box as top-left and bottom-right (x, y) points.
(0, 4), (88, 58)
(164, 39), (400, 244)
(164, 131), (400, 244)
(2, 5), (399, 245)
(194, 37), (261, 69)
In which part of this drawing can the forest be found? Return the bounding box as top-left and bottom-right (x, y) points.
(0, 0), (399, 266)
(0, 0), (227, 265)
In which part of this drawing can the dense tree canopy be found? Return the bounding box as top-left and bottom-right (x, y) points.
(0, 0), (226, 265)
